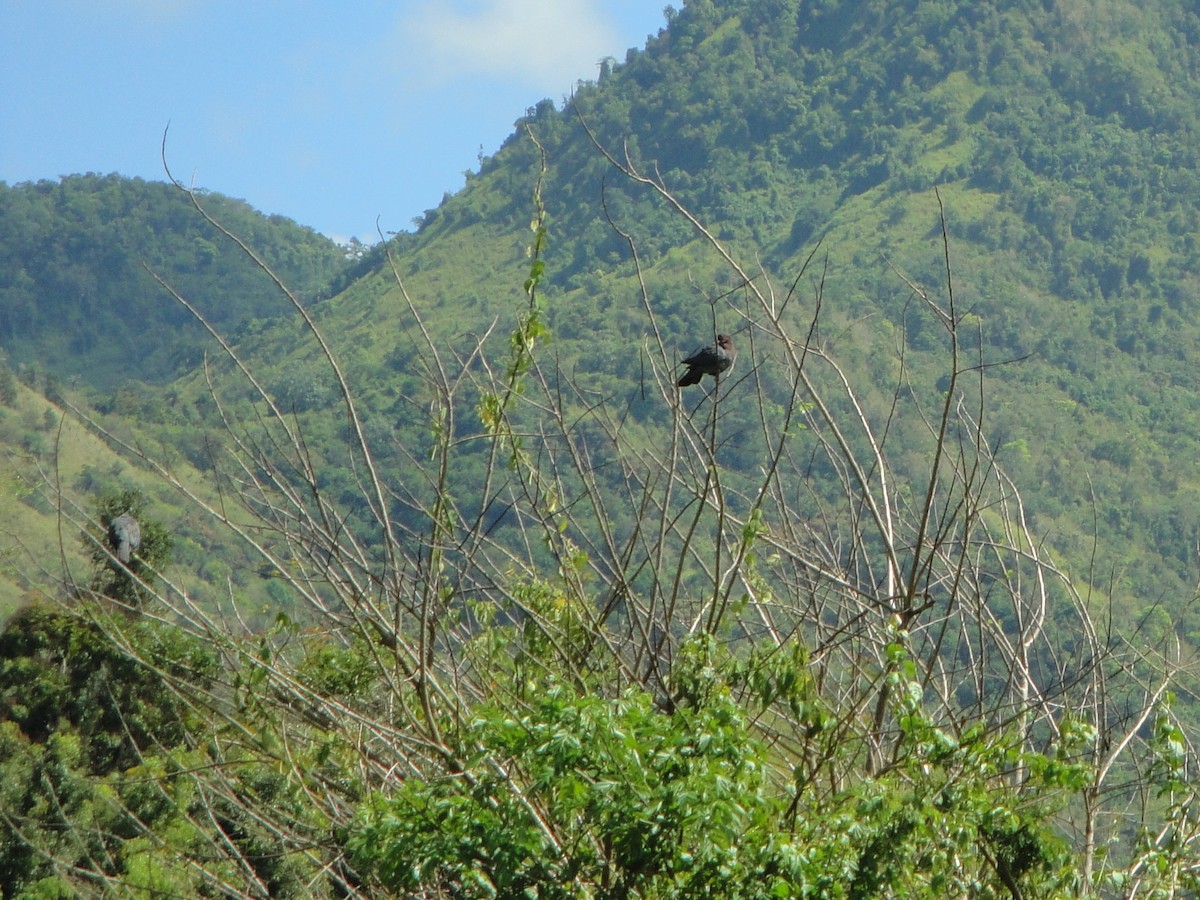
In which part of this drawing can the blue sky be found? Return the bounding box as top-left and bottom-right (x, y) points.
(1, 1), (667, 242)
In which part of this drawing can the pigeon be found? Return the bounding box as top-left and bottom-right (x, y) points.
(677, 334), (735, 387)
(108, 512), (141, 564)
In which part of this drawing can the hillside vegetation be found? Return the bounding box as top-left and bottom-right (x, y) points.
(6, 0), (1200, 894)
(0, 173), (347, 390)
(0, 364), (295, 622)
(379, 0), (1200, 626)
(0, 174), (351, 617)
(6, 183), (1183, 895)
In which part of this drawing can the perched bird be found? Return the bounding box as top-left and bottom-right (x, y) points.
(677, 333), (735, 387)
(108, 512), (141, 564)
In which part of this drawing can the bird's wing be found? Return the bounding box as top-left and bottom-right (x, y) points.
(682, 345), (717, 367)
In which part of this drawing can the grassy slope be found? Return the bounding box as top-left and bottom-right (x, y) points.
(0, 381), (125, 619)
(0, 374), (281, 625)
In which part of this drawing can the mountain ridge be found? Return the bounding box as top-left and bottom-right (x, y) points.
(9, 0), (1200, 627)
(0, 172), (349, 391)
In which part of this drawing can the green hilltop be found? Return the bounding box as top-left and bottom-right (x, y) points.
(4, 0), (1200, 649)
(0, 173), (347, 391)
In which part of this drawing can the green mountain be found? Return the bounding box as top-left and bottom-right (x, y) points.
(182, 0), (1200, 616)
(10, 0), (1200, 644)
(0, 173), (347, 390)
(0, 174), (353, 619)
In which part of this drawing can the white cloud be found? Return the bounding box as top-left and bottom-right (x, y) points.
(397, 0), (621, 92)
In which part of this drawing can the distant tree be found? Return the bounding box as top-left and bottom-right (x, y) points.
(86, 489), (172, 610)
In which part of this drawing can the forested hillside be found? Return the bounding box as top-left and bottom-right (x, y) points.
(0, 362), (303, 621)
(336, 0), (1200, 623)
(7, 0), (1200, 894)
(0, 173), (347, 389)
(0, 172), (349, 617)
